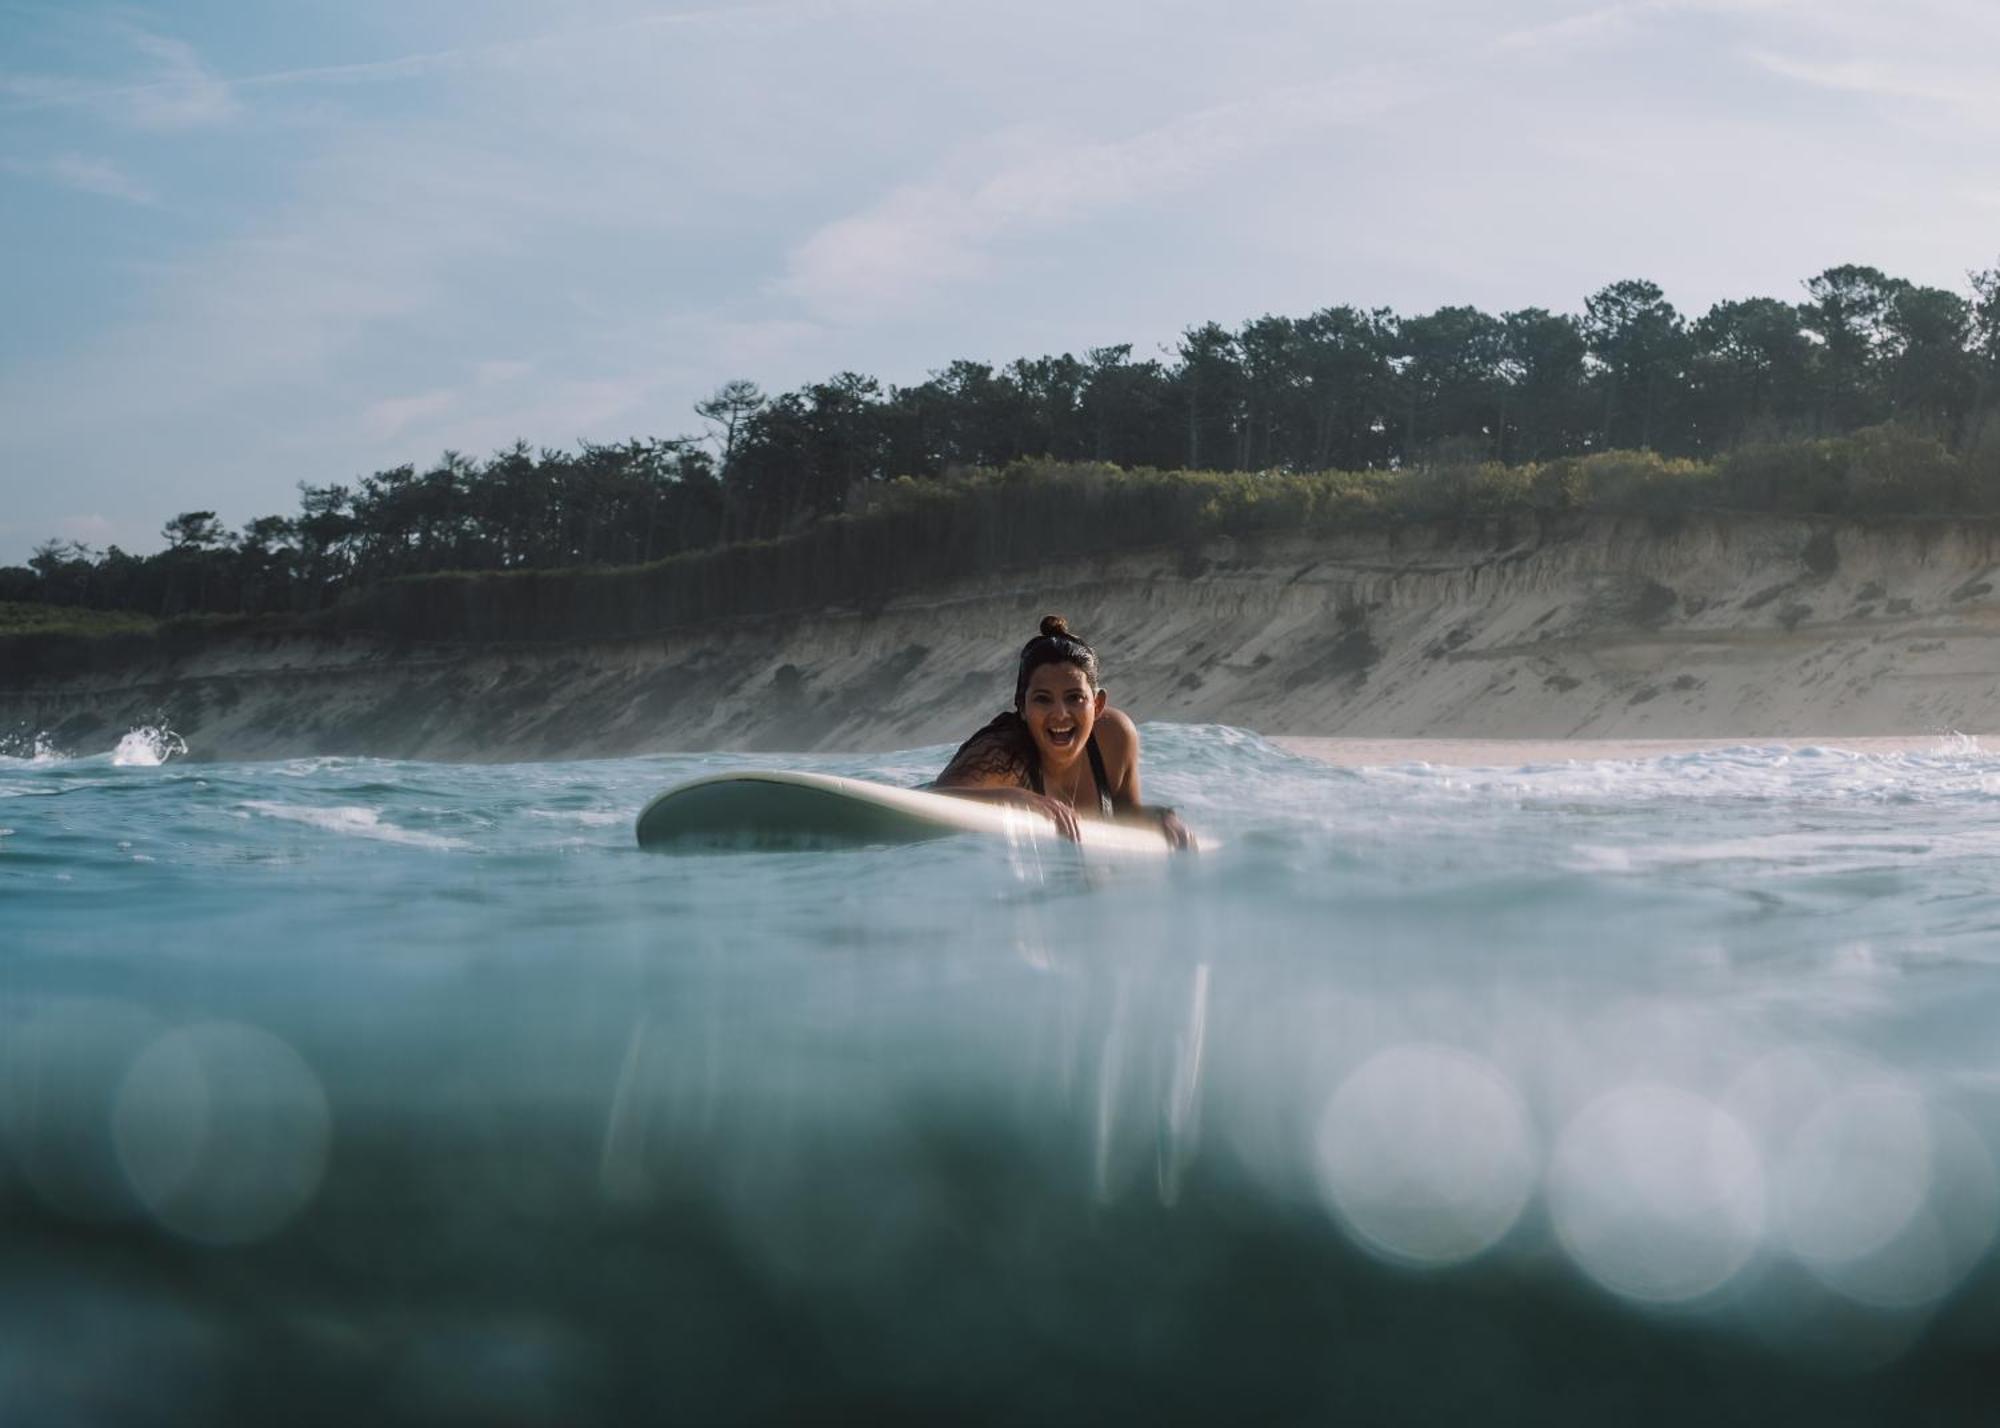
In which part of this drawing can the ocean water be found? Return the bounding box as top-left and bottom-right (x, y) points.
(5, 725), (2000, 1424)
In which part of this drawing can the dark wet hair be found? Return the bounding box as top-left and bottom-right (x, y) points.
(1014, 614), (1100, 708)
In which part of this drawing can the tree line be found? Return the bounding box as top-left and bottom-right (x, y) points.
(9, 261), (2000, 620)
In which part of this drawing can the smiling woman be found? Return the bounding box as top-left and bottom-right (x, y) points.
(932, 614), (1195, 850)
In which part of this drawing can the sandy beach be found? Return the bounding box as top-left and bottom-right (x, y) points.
(1270, 734), (1988, 766)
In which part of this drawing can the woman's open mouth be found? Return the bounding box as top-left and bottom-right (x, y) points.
(1045, 726), (1078, 749)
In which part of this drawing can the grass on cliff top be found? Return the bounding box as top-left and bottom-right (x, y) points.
(0, 602), (158, 637)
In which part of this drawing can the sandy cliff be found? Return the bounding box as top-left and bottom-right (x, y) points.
(8, 512), (2000, 760)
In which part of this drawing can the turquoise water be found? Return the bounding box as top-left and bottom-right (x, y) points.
(5, 726), (2000, 1423)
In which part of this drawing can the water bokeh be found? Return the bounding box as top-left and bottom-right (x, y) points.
(5, 725), (2000, 1422)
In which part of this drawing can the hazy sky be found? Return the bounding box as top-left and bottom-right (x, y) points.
(3, 0), (1997, 561)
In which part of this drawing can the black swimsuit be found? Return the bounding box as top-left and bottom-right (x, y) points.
(1026, 730), (1115, 817)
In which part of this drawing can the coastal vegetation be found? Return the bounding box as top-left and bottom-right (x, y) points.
(0, 602), (157, 637)
(8, 263), (2000, 643)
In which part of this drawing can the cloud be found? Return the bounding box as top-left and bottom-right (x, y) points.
(1497, 0), (1810, 54)
(1, 0), (847, 128)
(0, 514), (129, 550)
(361, 391), (457, 443)
(781, 69), (1410, 320)
(711, 319), (826, 375)
(1720, 0), (2000, 138)
(776, 0), (1867, 323)
(2, 152), (155, 203)
(114, 24), (238, 128)
(57, 514), (119, 544)
(0, 0), (863, 462)
(1748, 51), (2000, 127)
(783, 186), (991, 317)
(216, 2), (769, 95)
(1495, 1), (1663, 54)
(0, 20), (238, 129)
(362, 369), (684, 466)
(356, 367), (683, 457)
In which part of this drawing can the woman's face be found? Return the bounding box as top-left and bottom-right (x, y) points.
(1019, 662), (1105, 769)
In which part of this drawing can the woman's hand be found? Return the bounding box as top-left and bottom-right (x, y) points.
(1031, 792), (1082, 843)
(1152, 806), (1196, 853)
(1110, 802), (1195, 851)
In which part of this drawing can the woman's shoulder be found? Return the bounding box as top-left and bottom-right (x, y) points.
(1090, 706), (1141, 808)
(1095, 705), (1139, 753)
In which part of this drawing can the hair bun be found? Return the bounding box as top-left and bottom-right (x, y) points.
(1039, 614), (1070, 639)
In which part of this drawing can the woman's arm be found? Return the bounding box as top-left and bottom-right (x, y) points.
(932, 784), (1082, 843)
(931, 723), (1081, 842)
(1096, 706), (1196, 852)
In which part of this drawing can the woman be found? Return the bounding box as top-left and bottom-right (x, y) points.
(933, 615), (1195, 851)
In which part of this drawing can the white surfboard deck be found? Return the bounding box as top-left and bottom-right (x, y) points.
(635, 770), (1177, 856)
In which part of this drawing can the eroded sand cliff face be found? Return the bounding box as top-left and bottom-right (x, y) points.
(9, 513), (2000, 760)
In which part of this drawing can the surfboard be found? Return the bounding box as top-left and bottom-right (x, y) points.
(634, 770), (1177, 855)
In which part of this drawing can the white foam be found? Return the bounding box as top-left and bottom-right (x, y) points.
(525, 808), (625, 827)
(111, 726), (187, 767)
(241, 800), (466, 850)
(0, 732), (68, 764)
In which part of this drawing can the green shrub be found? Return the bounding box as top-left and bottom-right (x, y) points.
(1962, 416), (2000, 512)
(1839, 425), (1962, 513)
(1716, 437), (1853, 512)
(1572, 451), (1713, 513)
(0, 602), (157, 637)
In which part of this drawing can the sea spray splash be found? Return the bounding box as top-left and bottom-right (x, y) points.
(110, 723), (187, 766)
(1934, 729), (1983, 756)
(0, 730), (68, 762)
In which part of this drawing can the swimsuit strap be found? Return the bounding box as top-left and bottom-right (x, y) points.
(1024, 726), (1112, 816)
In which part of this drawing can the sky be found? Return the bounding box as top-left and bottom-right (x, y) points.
(3, 0), (1998, 562)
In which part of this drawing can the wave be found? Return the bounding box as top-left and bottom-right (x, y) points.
(238, 800), (467, 850)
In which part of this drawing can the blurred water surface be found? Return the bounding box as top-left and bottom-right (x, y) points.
(5, 726), (2000, 1423)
